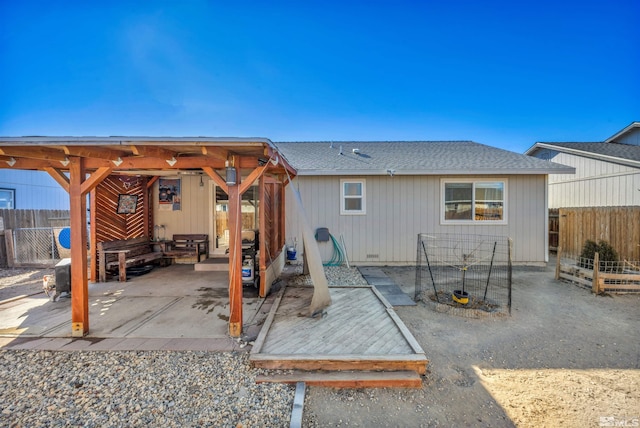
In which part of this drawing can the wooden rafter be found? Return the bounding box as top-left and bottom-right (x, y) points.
(63, 145), (126, 161)
(129, 145), (177, 161)
(201, 146), (228, 161)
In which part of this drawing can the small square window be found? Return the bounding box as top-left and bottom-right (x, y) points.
(0, 188), (15, 209)
(340, 179), (366, 215)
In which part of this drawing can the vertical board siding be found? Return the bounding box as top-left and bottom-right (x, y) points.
(547, 152), (640, 208)
(286, 174), (547, 265)
(558, 207), (640, 260)
(154, 175), (210, 238)
(0, 170), (70, 210)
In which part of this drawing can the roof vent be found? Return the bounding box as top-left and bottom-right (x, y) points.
(329, 142), (333, 149)
(339, 145), (343, 155)
(352, 148), (360, 154)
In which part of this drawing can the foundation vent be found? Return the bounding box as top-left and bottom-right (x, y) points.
(366, 254), (379, 259)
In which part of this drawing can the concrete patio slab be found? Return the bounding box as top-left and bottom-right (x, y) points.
(0, 264), (269, 351)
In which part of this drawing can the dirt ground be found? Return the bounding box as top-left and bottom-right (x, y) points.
(302, 261), (640, 427)
(1, 264), (638, 427)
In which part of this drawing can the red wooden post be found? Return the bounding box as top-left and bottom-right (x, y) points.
(70, 157), (89, 337)
(228, 165), (243, 337)
(258, 175), (267, 297)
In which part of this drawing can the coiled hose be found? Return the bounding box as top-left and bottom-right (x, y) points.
(323, 234), (346, 266)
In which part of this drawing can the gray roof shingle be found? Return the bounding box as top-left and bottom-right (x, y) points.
(535, 142), (640, 163)
(274, 141), (574, 175)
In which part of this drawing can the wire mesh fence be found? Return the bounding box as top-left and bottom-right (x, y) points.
(557, 252), (640, 293)
(415, 233), (512, 316)
(10, 226), (85, 267)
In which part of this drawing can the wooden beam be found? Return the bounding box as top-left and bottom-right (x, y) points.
(63, 145), (126, 161)
(87, 156), (226, 170)
(250, 354), (428, 375)
(266, 146), (297, 178)
(228, 164), (243, 337)
(129, 145), (177, 161)
(69, 157), (89, 337)
(142, 176), (150, 244)
(44, 167), (70, 193)
(90, 189), (97, 283)
(0, 146), (69, 162)
(80, 166), (113, 195)
(240, 163), (269, 195)
(201, 146), (228, 161)
(0, 158), (63, 170)
(258, 175), (267, 298)
(255, 371), (423, 388)
(147, 176), (159, 189)
(202, 166), (228, 194)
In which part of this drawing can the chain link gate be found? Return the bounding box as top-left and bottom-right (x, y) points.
(10, 226), (87, 267)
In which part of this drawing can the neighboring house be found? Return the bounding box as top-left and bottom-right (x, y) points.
(0, 170), (69, 209)
(275, 140), (574, 266)
(525, 122), (640, 208)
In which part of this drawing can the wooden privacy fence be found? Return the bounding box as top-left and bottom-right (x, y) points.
(558, 207), (640, 261)
(556, 248), (640, 294)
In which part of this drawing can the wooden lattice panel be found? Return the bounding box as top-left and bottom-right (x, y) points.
(94, 175), (149, 243)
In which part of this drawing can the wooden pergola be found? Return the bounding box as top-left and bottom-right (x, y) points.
(0, 137), (296, 337)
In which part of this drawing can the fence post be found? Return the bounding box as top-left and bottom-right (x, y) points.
(592, 252), (600, 294)
(555, 246), (562, 280)
(4, 229), (15, 268)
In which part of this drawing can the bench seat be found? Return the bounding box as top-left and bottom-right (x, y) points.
(98, 236), (161, 282)
(164, 234), (209, 262)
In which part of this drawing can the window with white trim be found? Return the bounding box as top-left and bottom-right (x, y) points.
(441, 179), (506, 223)
(340, 179), (366, 215)
(0, 188), (15, 209)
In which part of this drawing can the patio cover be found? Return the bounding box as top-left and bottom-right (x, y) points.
(0, 136), (296, 337)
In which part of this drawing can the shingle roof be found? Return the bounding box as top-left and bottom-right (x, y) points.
(274, 141), (574, 175)
(534, 142), (640, 163)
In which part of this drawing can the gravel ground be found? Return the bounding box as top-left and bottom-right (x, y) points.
(2, 263), (638, 427)
(0, 350), (294, 427)
(0, 264), (365, 428)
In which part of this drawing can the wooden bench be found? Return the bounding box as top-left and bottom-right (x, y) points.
(163, 234), (209, 263)
(98, 236), (163, 282)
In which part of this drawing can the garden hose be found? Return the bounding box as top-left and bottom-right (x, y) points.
(323, 234), (346, 266)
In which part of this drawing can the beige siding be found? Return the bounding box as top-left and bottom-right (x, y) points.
(547, 152), (640, 208)
(286, 174), (547, 265)
(154, 175), (211, 239)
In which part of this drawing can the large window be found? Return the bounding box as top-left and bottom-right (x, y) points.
(340, 179), (366, 215)
(442, 180), (506, 223)
(0, 188), (15, 209)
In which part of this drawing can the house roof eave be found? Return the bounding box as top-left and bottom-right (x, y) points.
(294, 167), (575, 176)
(527, 142), (640, 169)
(605, 121), (640, 143)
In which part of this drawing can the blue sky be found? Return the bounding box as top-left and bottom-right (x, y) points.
(0, 0), (638, 153)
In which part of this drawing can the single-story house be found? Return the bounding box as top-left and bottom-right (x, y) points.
(525, 122), (640, 208)
(275, 140), (575, 266)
